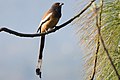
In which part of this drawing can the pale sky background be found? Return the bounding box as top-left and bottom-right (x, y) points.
(0, 0), (87, 80)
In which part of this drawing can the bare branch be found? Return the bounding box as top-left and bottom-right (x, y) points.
(90, 7), (100, 80)
(0, 27), (42, 37)
(90, 38), (100, 80)
(0, 0), (96, 38)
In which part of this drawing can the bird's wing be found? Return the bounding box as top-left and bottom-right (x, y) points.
(37, 13), (53, 33)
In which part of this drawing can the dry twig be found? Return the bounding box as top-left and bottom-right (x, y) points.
(90, 11), (100, 80)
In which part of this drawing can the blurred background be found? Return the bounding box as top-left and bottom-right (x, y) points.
(0, 0), (86, 80)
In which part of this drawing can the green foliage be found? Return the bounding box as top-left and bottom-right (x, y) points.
(96, 0), (120, 79)
(75, 0), (120, 79)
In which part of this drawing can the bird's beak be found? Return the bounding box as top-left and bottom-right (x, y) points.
(60, 3), (64, 6)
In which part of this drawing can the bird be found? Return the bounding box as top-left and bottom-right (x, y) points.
(36, 2), (64, 78)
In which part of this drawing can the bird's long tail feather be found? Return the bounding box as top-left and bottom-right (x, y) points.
(36, 35), (45, 78)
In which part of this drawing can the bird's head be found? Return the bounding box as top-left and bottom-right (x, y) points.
(50, 2), (64, 18)
(52, 2), (64, 7)
(51, 2), (64, 12)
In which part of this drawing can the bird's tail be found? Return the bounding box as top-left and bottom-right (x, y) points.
(36, 35), (45, 78)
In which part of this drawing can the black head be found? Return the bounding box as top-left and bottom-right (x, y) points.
(52, 2), (64, 7)
(49, 2), (64, 18)
(51, 2), (64, 13)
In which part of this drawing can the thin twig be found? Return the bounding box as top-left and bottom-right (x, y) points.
(0, 0), (96, 38)
(0, 27), (41, 37)
(98, 0), (120, 79)
(90, 38), (100, 80)
(90, 10), (100, 80)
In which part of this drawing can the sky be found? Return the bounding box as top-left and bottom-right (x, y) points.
(0, 0), (86, 80)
